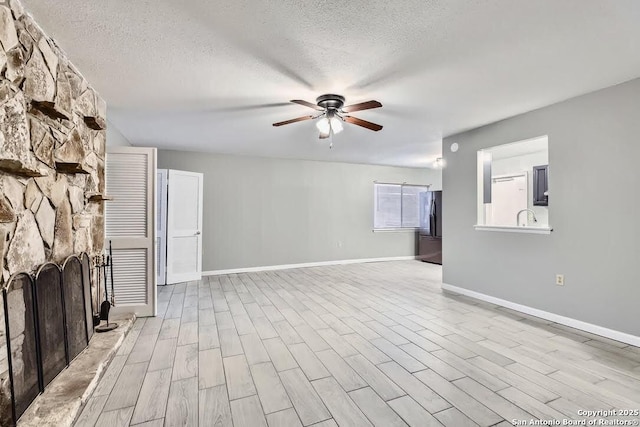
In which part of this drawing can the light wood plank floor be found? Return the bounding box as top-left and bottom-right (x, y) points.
(75, 261), (640, 426)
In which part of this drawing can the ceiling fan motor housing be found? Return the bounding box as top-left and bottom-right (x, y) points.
(316, 94), (345, 110)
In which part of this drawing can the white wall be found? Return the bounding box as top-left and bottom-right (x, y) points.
(158, 150), (441, 271)
(106, 119), (132, 147)
(443, 77), (640, 338)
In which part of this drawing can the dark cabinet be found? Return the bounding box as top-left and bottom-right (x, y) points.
(532, 165), (548, 206)
(418, 232), (442, 265)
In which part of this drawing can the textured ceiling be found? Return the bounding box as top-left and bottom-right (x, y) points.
(22, 0), (640, 167)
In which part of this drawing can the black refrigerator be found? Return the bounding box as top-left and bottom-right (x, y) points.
(418, 190), (442, 265)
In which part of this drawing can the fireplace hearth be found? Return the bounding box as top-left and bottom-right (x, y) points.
(1, 253), (93, 426)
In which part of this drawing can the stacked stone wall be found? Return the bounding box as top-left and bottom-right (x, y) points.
(0, 0), (106, 422)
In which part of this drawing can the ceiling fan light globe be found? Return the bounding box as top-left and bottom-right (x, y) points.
(316, 118), (331, 134)
(330, 117), (343, 134)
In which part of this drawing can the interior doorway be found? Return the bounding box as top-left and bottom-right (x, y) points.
(156, 169), (203, 285)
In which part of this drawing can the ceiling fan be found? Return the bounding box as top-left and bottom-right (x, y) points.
(273, 94), (383, 139)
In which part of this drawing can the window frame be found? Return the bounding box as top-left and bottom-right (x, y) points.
(373, 182), (431, 232)
(475, 135), (553, 234)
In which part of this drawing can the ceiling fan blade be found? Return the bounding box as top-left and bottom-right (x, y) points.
(341, 100), (382, 113)
(344, 115), (383, 131)
(291, 99), (324, 111)
(273, 115), (315, 127)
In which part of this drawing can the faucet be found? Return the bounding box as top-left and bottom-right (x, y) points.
(516, 209), (538, 226)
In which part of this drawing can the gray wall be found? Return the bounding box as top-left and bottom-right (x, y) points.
(443, 77), (640, 336)
(158, 151), (441, 271)
(106, 119), (132, 147)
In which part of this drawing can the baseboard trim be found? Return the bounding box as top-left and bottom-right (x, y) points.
(442, 283), (640, 347)
(203, 256), (418, 276)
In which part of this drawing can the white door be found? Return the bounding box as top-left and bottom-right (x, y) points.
(105, 147), (157, 317)
(488, 173), (528, 226)
(156, 169), (168, 285)
(166, 170), (203, 284)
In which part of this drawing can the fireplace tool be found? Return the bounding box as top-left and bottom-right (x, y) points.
(109, 240), (116, 306)
(91, 256), (102, 326)
(96, 249), (118, 332)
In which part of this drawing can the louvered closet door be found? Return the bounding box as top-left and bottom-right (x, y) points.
(105, 147), (157, 317)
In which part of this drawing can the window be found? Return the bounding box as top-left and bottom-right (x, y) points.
(374, 183), (430, 230)
(475, 135), (551, 234)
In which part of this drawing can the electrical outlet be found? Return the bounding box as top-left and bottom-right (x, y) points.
(556, 274), (564, 286)
(337, 241), (343, 248)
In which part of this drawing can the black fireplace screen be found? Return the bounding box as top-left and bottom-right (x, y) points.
(62, 257), (89, 362)
(2, 273), (39, 425)
(81, 253), (94, 343)
(2, 253), (94, 425)
(34, 263), (68, 388)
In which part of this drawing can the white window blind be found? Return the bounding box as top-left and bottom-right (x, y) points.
(374, 184), (402, 229)
(374, 183), (429, 229)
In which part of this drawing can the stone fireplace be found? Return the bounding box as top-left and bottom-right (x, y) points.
(2, 254), (94, 425)
(0, 0), (107, 424)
